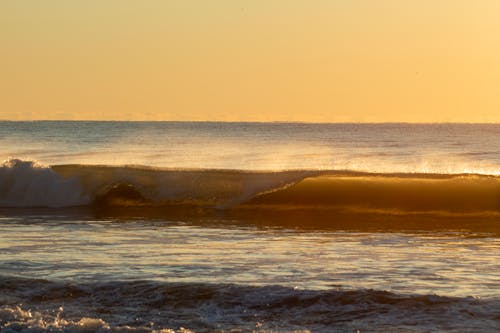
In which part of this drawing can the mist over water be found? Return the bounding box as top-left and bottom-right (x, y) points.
(0, 121), (499, 332)
(1, 121), (499, 174)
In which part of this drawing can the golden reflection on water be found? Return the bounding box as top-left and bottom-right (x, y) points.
(0, 218), (498, 299)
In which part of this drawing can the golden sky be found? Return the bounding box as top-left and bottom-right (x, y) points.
(1, 1), (499, 122)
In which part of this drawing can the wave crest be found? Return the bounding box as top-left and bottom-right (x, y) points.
(1, 159), (499, 218)
(0, 159), (89, 208)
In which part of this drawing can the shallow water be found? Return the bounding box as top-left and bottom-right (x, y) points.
(0, 216), (499, 332)
(1, 217), (499, 297)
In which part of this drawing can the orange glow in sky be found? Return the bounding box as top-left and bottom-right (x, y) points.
(1, 1), (499, 122)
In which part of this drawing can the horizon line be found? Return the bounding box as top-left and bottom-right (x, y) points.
(1, 119), (499, 125)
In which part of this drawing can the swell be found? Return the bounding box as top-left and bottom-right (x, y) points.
(1, 276), (498, 332)
(48, 164), (500, 216)
(1, 159), (499, 218)
(245, 173), (500, 214)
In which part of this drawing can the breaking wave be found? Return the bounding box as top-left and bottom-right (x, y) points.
(0, 276), (498, 333)
(1, 158), (499, 218)
(0, 159), (89, 208)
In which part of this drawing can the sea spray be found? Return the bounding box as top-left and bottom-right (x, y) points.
(0, 158), (89, 207)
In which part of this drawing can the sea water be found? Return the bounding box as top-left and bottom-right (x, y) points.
(0, 121), (499, 332)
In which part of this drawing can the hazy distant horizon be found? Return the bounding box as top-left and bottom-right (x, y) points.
(1, 119), (500, 125)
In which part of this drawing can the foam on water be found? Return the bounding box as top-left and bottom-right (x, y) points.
(0, 159), (89, 208)
(0, 277), (498, 333)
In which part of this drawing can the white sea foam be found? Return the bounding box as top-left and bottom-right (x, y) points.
(0, 158), (314, 209)
(0, 305), (182, 332)
(0, 158), (89, 208)
(0, 279), (497, 333)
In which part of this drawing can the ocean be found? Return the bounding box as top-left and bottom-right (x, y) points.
(0, 121), (499, 332)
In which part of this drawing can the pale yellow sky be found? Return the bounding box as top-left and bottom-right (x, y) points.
(1, 1), (499, 122)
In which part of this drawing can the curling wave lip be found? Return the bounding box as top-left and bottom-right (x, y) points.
(2, 160), (499, 220)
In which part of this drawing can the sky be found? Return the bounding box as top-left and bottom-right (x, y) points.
(1, 1), (499, 122)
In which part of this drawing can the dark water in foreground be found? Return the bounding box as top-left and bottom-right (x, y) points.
(0, 217), (498, 332)
(0, 122), (499, 332)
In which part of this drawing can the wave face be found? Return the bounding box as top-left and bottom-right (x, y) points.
(1, 159), (499, 219)
(245, 173), (500, 214)
(52, 163), (315, 209)
(1, 276), (498, 333)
